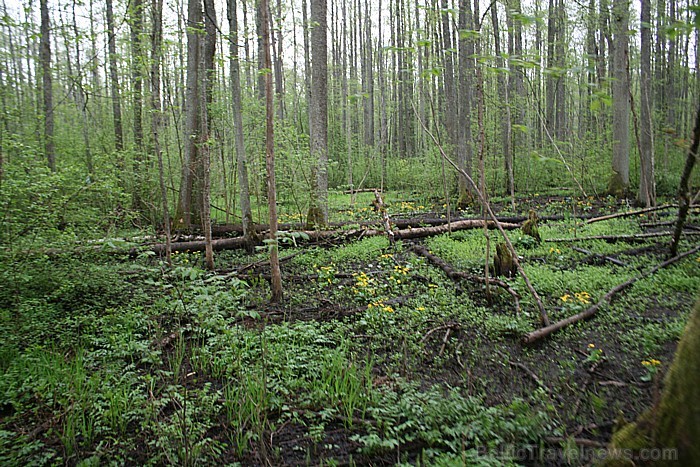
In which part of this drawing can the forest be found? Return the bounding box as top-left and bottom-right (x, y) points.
(1, 0), (699, 464)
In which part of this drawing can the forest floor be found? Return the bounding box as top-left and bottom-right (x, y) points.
(1, 192), (699, 466)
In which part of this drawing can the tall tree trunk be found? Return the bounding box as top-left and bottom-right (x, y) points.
(666, 0), (677, 132)
(638, 0), (655, 207)
(301, 0), (312, 117)
(176, 0), (203, 229)
(201, 0), (216, 270)
(130, 0), (144, 151)
(507, 0), (525, 188)
(583, 0), (597, 136)
(545, 0), (556, 136)
(377, 0), (387, 186)
(274, 0), (284, 120)
(256, 0), (266, 101)
(151, 0), (171, 264)
(260, 0), (283, 302)
(228, 0), (255, 244)
(105, 0), (124, 153)
(307, 0), (328, 227)
(40, 0), (54, 171)
(608, 0), (630, 196)
(456, 0), (474, 207)
(362, 0), (374, 148)
(491, 4), (513, 198)
(554, 0), (567, 140)
(440, 0), (457, 151)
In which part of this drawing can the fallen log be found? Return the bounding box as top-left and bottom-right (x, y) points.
(210, 213), (597, 236)
(522, 244), (700, 344)
(412, 244), (521, 313)
(585, 204), (679, 224)
(546, 230), (700, 243)
(132, 219), (521, 257)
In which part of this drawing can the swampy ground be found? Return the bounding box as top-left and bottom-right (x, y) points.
(1, 192), (698, 466)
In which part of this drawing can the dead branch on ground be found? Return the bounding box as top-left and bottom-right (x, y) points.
(522, 244), (700, 344)
(586, 204), (679, 224)
(412, 244), (520, 313)
(546, 230), (700, 243)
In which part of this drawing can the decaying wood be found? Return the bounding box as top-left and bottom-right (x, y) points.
(586, 203), (679, 224)
(546, 230), (700, 243)
(522, 244), (700, 344)
(133, 220), (521, 257)
(671, 105), (700, 257)
(412, 244), (521, 313)
(571, 246), (627, 267)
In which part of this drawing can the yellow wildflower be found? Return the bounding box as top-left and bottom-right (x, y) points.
(588, 343), (595, 348)
(561, 294), (571, 302)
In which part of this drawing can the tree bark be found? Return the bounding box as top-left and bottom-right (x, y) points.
(130, 0), (144, 152)
(608, 0), (630, 196)
(307, 0), (329, 227)
(176, 0), (203, 229)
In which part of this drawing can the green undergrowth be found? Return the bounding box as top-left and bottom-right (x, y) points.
(1, 195), (698, 465)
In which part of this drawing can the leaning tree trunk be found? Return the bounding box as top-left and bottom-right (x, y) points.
(670, 105), (700, 257)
